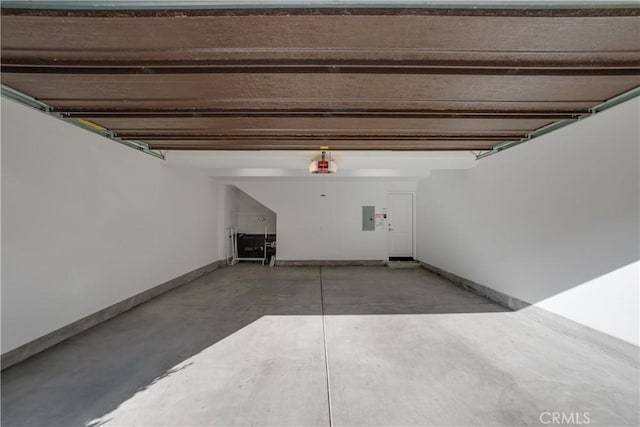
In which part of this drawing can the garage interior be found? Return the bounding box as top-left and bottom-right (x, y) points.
(1, 1), (639, 426)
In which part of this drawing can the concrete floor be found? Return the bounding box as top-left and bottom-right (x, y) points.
(2, 265), (638, 427)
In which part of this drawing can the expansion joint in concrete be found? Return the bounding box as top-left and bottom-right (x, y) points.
(319, 266), (334, 427)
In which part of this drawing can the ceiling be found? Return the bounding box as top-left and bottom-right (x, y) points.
(1, 5), (639, 152)
(163, 150), (477, 178)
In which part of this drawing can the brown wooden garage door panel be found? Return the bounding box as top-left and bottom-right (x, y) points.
(4, 55), (638, 71)
(143, 139), (499, 151)
(2, 13), (639, 62)
(81, 117), (556, 132)
(1, 7), (638, 152)
(3, 73), (638, 104)
(30, 100), (604, 112)
(58, 109), (583, 119)
(136, 135), (520, 140)
(5, 63), (638, 75)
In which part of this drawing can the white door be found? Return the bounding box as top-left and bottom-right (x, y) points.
(388, 193), (414, 259)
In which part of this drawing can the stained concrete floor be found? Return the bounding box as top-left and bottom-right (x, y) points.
(2, 265), (638, 427)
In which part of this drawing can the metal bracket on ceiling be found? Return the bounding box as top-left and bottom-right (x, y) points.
(1, 84), (165, 160)
(1, 84), (52, 113)
(475, 86), (640, 161)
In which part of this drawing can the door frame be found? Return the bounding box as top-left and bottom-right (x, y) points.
(386, 191), (417, 261)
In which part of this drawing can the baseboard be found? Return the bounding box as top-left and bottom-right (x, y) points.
(418, 261), (529, 311)
(1, 259), (226, 370)
(419, 260), (639, 369)
(277, 260), (386, 267)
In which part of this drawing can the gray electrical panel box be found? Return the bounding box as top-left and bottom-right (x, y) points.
(362, 206), (375, 231)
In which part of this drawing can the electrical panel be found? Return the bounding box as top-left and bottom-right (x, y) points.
(362, 206), (375, 231)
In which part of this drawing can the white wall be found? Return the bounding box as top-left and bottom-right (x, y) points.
(416, 98), (640, 345)
(219, 184), (239, 260)
(1, 98), (220, 353)
(232, 179), (416, 261)
(236, 189), (277, 234)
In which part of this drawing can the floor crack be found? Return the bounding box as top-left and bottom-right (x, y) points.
(319, 266), (334, 427)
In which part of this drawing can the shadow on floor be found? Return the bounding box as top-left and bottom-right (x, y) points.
(1, 265), (506, 427)
(3, 265), (635, 427)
